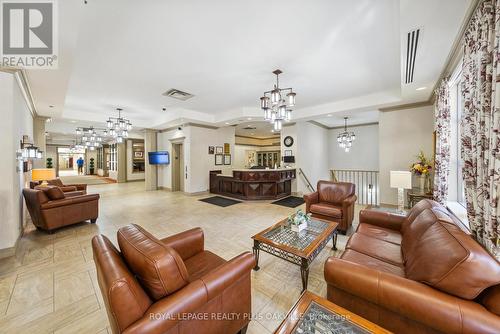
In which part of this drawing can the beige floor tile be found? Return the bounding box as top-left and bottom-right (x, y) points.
(6, 271), (53, 316)
(54, 271), (95, 310)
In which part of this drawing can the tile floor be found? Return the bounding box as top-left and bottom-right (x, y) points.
(0, 182), (361, 334)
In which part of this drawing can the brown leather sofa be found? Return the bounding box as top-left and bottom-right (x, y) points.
(324, 199), (500, 333)
(304, 181), (356, 233)
(30, 178), (88, 194)
(23, 187), (99, 232)
(92, 224), (255, 334)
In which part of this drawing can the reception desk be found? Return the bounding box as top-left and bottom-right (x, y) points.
(210, 168), (296, 200)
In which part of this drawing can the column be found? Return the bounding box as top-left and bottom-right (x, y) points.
(116, 142), (127, 183)
(144, 129), (158, 191)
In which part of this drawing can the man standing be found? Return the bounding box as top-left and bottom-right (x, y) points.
(77, 156), (85, 175)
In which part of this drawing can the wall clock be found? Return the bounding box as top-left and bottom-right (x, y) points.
(283, 136), (294, 147)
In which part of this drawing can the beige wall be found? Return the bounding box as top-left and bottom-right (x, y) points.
(379, 105), (434, 205)
(0, 71), (33, 251)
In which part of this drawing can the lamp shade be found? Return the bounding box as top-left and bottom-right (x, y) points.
(390, 171), (412, 189)
(31, 168), (56, 182)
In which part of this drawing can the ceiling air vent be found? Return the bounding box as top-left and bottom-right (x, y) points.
(162, 89), (194, 101)
(405, 28), (420, 84)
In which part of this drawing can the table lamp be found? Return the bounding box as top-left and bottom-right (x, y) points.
(390, 171), (412, 212)
(31, 168), (56, 187)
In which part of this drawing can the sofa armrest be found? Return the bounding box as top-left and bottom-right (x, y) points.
(160, 227), (204, 260)
(59, 186), (78, 192)
(359, 209), (405, 231)
(40, 194), (99, 209)
(324, 257), (500, 334)
(123, 252), (255, 334)
(304, 192), (319, 213)
(200, 251), (255, 300)
(66, 183), (87, 192)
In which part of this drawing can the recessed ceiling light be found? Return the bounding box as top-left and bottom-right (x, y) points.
(247, 117), (252, 120)
(70, 120), (77, 123)
(327, 114), (333, 117)
(225, 122), (230, 125)
(45, 118), (52, 123)
(251, 133), (255, 135)
(416, 87), (427, 91)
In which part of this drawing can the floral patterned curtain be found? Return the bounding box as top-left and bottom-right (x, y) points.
(461, 0), (500, 259)
(433, 79), (451, 205)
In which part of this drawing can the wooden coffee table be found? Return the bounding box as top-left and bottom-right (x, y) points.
(274, 291), (391, 334)
(252, 217), (338, 292)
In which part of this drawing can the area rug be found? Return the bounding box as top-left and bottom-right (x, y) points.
(199, 196), (241, 207)
(59, 175), (112, 185)
(272, 196), (305, 208)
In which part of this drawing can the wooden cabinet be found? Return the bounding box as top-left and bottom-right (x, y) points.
(257, 151), (281, 168)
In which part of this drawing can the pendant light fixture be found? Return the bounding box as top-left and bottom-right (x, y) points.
(260, 69), (296, 132)
(337, 117), (356, 152)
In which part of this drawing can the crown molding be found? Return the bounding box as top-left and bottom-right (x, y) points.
(379, 100), (432, 112)
(1, 67), (38, 118)
(235, 134), (280, 140)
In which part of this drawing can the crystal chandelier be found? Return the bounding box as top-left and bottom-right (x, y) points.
(76, 126), (104, 151)
(337, 117), (356, 152)
(260, 69), (296, 132)
(106, 108), (132, 143)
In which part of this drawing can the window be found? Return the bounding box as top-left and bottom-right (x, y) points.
(447, 64), (468, 226)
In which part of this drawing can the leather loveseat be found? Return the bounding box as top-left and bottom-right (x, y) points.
(92, 225), (255, 334)
(30, 178), (87, 194)
(23, 187), (99, 232)
(304, 181), (357, 233)
(324, 199), (500, 333)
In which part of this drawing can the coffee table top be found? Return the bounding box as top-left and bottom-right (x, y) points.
(274, 291), (391, 334)
(252, 217), (337, 259)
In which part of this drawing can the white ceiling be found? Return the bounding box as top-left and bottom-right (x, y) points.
(315, 110), (380, 128)
(27, 0), (471, 134)
(235, 122), (280, 138)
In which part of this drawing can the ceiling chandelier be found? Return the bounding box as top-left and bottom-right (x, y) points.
(106, 108), (132, 143)
(337, 117), (356, 152)
(75, 126), (104, 151)
(260, 69), (296, 132)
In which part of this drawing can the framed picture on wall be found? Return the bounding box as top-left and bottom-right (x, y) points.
(215, 154), (223, 165)
(223, 154), (231, 165)
(215, 146), (223, 154)
(208, 146), (215, 154)
(224, 143), (230, 154)
(284, 150), (292, 156)
(134, 151), (144, 158)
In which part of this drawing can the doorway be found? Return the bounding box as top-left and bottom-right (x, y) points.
(171, 143), (184, 192)
(57, 147), (85, 176)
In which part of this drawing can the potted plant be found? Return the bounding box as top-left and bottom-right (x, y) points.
(288, 209), (311, 233)
(89, 157), (95, 175)
(46, 157), (53, 169)
(410, 151), (433, 193)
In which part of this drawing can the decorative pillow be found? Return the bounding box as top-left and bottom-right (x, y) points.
(35, 185), (65, 200)
(47, 178), (64, 187)
(117, 224), (189, 300)
(404, 208), (500, 299)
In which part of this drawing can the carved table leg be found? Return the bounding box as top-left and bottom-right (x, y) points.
(332, 231), (338, 251)
(300, 258), (310, 292)
(252, 240), (260, 271)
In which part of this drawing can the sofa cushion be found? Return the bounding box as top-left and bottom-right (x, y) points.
(401, 208), (437, 260)
(47, 178), (64, 187)
(46, 186), (66, 200)
(357, 223), (402, 245)
(317, 181), (355, 205)
(184, 250), (226, 282)
(346, 233), (403, 266)
(401, 199), (438, 235)
(341, 249), (405, 277)
(478, 285), (500, 316)
(310, 203), (342, 218)
(117, 224), (190, 300)
(404, 208), (500, 300)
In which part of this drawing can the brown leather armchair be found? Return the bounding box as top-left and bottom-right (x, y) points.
(324, 199), (500, 333)
(30, 178), (87, 194)
(23, 187), (99, 232)
(92, 225), (255, 334)
(304, 181), (356, 233)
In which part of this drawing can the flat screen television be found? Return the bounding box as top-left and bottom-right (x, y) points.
(283, 156), (295, 163)
(148, 151), (170, 165)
